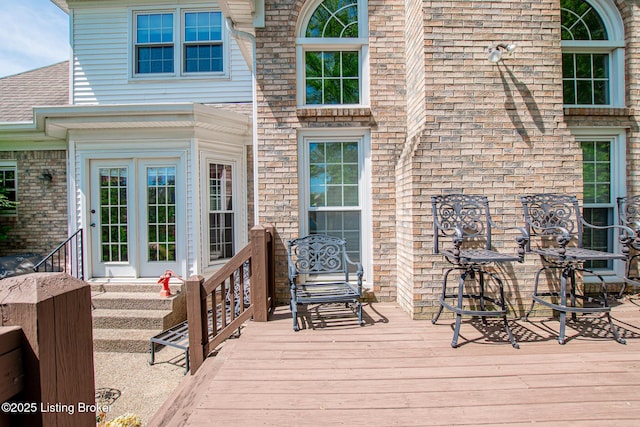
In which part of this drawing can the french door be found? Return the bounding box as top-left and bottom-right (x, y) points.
(89, 159), (182, 278)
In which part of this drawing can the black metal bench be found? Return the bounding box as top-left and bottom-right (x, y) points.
(149, 320), (191, 374)
(149, 268), (250, 373)
(287, 234), (364, 331)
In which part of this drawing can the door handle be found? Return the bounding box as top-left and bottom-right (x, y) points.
(90, 223), (96, 228)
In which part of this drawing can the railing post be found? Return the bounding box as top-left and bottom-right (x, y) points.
(251, 225), (269, 322)
(0, 273), (95, 426)
(186, 275), (206, 375)
(266, 225), (276, 310)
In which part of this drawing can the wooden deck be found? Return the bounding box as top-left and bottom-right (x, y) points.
(151, 300), (640, 426)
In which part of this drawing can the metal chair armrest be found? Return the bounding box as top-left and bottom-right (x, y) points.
(489, 221), (529, 262)
(345, 254), (364, 294)
(581, 219), (636, 256)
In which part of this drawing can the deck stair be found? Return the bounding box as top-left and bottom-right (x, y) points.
(91, 282), (186, 353)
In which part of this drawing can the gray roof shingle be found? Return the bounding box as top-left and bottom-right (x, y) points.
(0, 61), (69, 123)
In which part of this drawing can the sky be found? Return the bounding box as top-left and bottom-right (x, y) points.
(0, 0), (69, 78)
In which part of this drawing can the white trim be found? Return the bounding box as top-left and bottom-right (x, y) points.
(295, 0), (370, 107)
(77, 144), (190, 279)
(297, 127), (373, 288)
(570, 127), (627, 279)
(129, 6), (230, 80)
(199, 150), (248, 274)
(561, 0), (625, 108)
(586, 0), (625, 41)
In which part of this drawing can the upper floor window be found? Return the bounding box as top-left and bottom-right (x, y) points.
(135, 13), (175, 74)
(561, 0), (625, 107)
(0, 162), (17, 216)
(297, 0), (369, 106)
(133, 9), (225, 78)
(184, 11), (223, 73)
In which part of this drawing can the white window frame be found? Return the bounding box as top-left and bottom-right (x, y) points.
(561, 0), (625, 108)
(571, 127), (627, 281)
(200, 153), (246, 270)
(131, 7), (229, 79)
(298, 128), (372, 287)
(0, 161), (17, 216)
(295, 0), (370, 108)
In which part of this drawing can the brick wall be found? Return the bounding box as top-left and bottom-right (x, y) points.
(0, 150), (68, 256)
(256, 0), (638, 316)
(616, 1), (640, 194)
(400, 1), (584, 318)
(256, 0), (407, 303)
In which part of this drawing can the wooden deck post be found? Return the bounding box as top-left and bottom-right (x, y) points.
(186, 275), (206, 375)
(251, 225), (270, 322)
(0, 273), (95, 427)
(0, 326), (23, 426)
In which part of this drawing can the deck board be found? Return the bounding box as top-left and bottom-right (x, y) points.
(150, 301), (640, 426)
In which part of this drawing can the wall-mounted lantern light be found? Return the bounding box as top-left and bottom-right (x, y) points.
(487, 43), (517, 63)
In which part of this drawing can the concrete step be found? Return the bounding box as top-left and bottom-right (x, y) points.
(91, 283), (187, 353)
(93, 328), (159, 353)
(92, 308), (174, 330)
(91, 291), (182, 311)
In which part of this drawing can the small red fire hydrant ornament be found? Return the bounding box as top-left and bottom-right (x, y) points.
(158, 270), (183, 297)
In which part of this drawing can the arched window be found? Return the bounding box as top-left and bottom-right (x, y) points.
(561, 0), (624, 107)
(296, 0), (369, 106)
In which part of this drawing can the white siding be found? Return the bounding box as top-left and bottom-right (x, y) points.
(71, 1), (252, 105)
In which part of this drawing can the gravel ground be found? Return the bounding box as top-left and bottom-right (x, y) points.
(94, 346), (186, 425)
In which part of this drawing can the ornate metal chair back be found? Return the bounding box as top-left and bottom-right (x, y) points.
(287, 234), (350, 281)
(431, 194), (493, 254)
(520, 194), (583, 249)
(618, 195), (640, 233)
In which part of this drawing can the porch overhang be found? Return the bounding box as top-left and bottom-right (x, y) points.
(32, 103), (251, 141)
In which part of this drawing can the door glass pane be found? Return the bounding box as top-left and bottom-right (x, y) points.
(307, 140), (361, 266)
(581, 141), (613, 269)
(309, 211), (361, 266)
(100, 168), (128, 262)
(583, 208), (612, 269)
(147, 167), (177, 262)
(209, 164), (234, 261)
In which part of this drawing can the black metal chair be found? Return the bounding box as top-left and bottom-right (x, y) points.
(618, 195), (640, 296)
(287, 234), (363, 331)
(520, 194), (635, 344)
(431, 194), (528, 348)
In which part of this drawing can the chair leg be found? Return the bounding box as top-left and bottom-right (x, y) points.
(557, 268), (569, 345)
(433, 268), (454, 324)
(524, 267), (546, 321)
(605, 312), (626, 344)
(570, 270), (577, 321)
(149, 341), (155, 366)
(478, 271), (488, 325)
(450, 271), (467, 348)
(357, 301), (364, 326)
(291, 299), (299, 331)
(592, 269), (626, 345)
(494, 273), (519, 349)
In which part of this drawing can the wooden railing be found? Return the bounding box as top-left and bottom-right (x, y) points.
(187, 224), (275, 374)
(0, 273), (95, 426)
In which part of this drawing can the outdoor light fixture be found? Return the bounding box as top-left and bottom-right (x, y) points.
(487, 43), (517, 63)
(38, 170), (53, 184)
